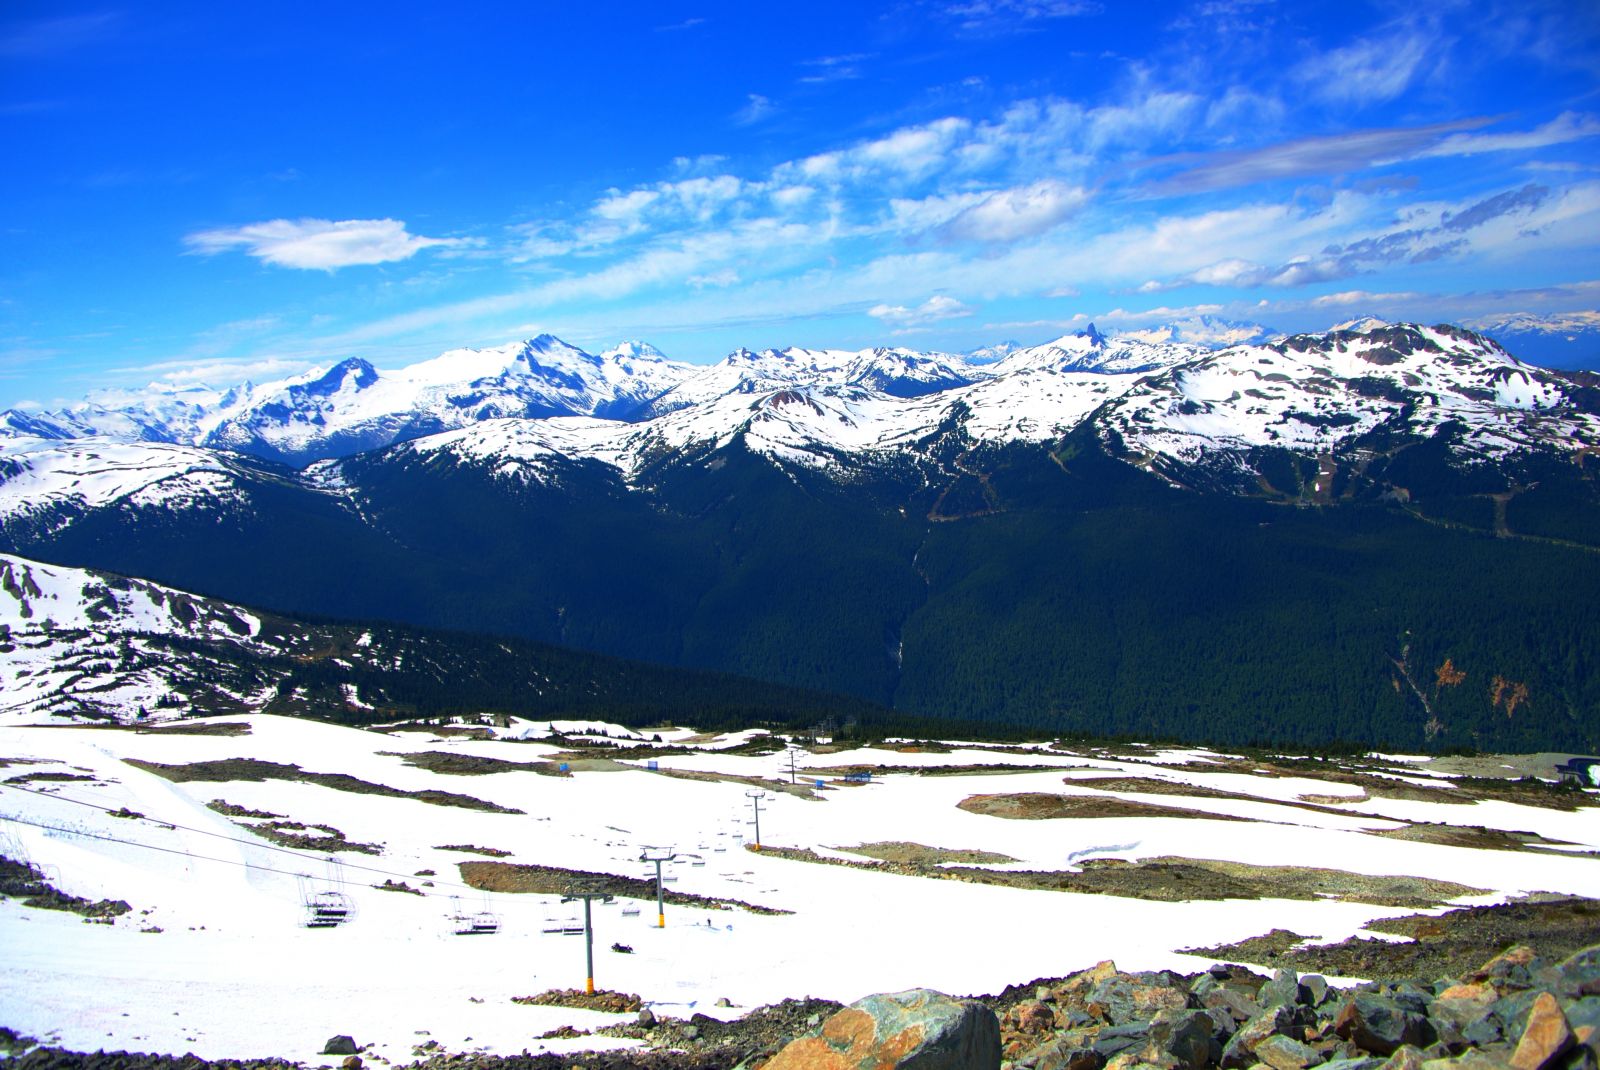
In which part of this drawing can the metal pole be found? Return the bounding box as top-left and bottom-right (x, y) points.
(746, 789), (764, 850)
(640, 848), (675, 928)
(584, 896), (595, 995)
(654, 859), (665, 927)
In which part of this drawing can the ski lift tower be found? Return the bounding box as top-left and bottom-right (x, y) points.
(638, 846), (677, 928)
(561, 878), (615, 995)
(745, 788), (770, 851)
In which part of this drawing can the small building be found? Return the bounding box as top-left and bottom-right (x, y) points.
(1555, 757), (1600, 787)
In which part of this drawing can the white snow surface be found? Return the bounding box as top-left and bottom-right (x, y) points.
(2, 714), (1597, 1061)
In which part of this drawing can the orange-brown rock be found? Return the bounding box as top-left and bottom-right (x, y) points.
(1510, 992), (1574, 1070)
(765, 989), (1000, 1070)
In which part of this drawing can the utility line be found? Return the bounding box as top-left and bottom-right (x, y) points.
(0, 782), (534, 902)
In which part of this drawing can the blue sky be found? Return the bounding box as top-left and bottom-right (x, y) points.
(2, 0), (1598, 405)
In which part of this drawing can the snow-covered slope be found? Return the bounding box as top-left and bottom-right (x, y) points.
(0, 437), (285, 535)
(1093, 322), (1599, 485)
(638, 344), (982, 418)
(0, 553), (268, 719)
(991, 324), (1208, 375)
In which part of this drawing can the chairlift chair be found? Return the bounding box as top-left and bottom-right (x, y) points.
(446, 895), (501, 936)
(621, 901), (642, 917)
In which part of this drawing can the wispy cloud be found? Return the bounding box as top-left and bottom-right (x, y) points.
(1142, 118), (1492, 196)
(184, 218), (469, 271)
(798, 53), (874, 84)
(1294, 25), (1442, 107)
(733, 93), (776, 127)
(938, 0), (1101, 34)
(1416, 111), (1600, 158)
(868, 294), (973, 328)
(654, 17), (706, 32)
(0, 11), (121, 58)
(942, 179), (1088, 242)
(1441, 183), (1550, 231)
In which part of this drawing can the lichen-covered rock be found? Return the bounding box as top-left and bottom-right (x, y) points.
(1333, 995), (1434, 1056)
(1253, 1035), (1324, 1070)
(1509, 993), (1573, 1070)
(765, 989), (1000, 1070)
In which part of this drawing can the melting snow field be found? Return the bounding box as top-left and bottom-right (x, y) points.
(1, 714), (1596, 1063)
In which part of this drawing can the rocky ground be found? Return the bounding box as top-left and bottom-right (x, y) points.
(8, 902), (1599, 1070)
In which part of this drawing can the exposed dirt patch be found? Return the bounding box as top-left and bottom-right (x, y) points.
(134, 721), (252, 737)
(4, 772), (97, 785)
(757, 845), (1476, 907)
(650, 766), (819, 798)
(374, 879), (423, 895)
(458, 860), (792, 915)
(1183, 895), (1600, 977)
(811, 762), (1081, 778)
(205, 799), (283, 820)
(435, 843), (512, 857)
(958, 791), (1250, 821)
(1065, 775), (1371, 818)
(1370, 821), (1590, 854)
(125, 757), (521, 814)
(0, 758), (50, 769)
(0, 855), (132, 919)
(833, 841), (1018, 865)
(512, 988), (643, 1013)
(376, 723), (496, 740)
(381, 750), (569, 777)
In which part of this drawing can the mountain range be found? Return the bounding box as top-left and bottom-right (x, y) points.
(1, 319), (1596, 752)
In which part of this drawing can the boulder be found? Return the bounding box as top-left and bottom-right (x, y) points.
(342, 1058), (363, 1070)
(1254, 1035), (1325, 1070)
(1333, 995), (1434, 1056)
(1377, 1047), (1426, 1070)
(637, 1008), (656, 1027)
(1020, 1034), (1105, 1070)
(1261, 972), (1307, 1010)
(1221, 1006), (1308, 1068)
(1009, 1001), (1057, 1036)
(322, 1036), (359, 1056)
(1509, 993), (1573, 1070)
(1557, 948), (1600, 1000)
(765, 989), (1000, 1070)
(1143, 1011), (1221, 1070)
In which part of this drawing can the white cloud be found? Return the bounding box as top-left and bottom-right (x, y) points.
(1418, 111), (1600, 158)
(1296, 28), (1438, 106)
(867, 295), (974, 327)
(943, 180), (1087, 242)
(184, 218), (465, 271)
(734, 93), (775, 126)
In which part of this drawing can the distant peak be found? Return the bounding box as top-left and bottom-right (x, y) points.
(1082, 322), (1106, 346)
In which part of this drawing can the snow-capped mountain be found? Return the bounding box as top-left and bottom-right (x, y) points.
(637, 344), (983, 418)
(990, 324), (1208, 375)
(1467, 311), (1600, 370)
(1092, 322), (1598, 493)
(1112, 315), (1276, 348)
(1, 336), (698, 467)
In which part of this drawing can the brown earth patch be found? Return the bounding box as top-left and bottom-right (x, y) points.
(381, 750), (570, 777)
(1182, 895), (1600, 977)
(812, 762), (1084, 778)
(125, 757), (521, 814)
(435, 843), (512, 857)
(134, 721), (251, 737)
(650, 766), (820, 798)
(458, 860), (792, 915)
(833, 841), (1018, 865)
(958, 791), (1249, 821)
(4, 772), (97, 785)
(756, 845), (1476, 907)
(512, 989), (643, 1013)
(1370, 822), (1591, 855)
